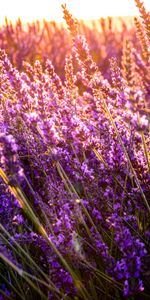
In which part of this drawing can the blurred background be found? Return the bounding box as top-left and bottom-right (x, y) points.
(0, 0), (150, 24)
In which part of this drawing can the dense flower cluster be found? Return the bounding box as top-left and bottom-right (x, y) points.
(0, 1), (150, 299)
(0, 14), (138, 78)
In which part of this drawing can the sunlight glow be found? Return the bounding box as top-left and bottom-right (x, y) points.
(0, 0), (150, 24)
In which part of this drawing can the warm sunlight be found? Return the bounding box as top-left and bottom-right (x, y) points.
(0, 0), (150, 24)
(0, 0), (150, 297)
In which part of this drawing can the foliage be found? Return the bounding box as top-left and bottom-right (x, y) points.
(0, 1), (150, 299)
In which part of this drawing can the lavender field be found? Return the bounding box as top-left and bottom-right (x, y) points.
(0, 1), (150, 299)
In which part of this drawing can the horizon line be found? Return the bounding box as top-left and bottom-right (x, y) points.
(0, 14), (139, 26)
